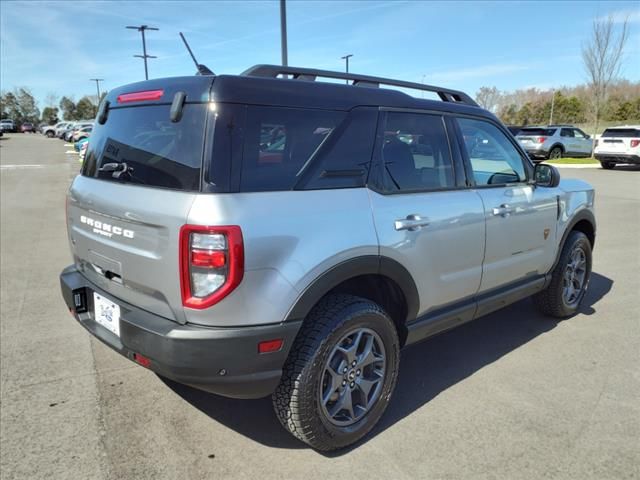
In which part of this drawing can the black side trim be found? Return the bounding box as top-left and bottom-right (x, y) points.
(285, 256), (419, 324)
(405, 274), (546, 346)
(474, 274), (546, 318)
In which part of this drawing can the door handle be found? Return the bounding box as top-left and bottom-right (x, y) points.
(394, 214), (430, 231)
(492, 204), (514, 217)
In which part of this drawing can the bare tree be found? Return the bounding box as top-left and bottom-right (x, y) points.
(475, 86), (500, 112)
(582, 15), (629, 151)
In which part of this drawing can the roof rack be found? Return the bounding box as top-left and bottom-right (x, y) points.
(241, 64), (478, 107)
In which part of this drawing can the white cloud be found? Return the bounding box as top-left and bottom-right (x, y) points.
(597, 8), (640, 24)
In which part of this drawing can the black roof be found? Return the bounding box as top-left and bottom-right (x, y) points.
(105, 65), (491, 120)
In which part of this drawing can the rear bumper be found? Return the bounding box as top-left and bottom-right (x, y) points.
(60, 265), (301, 399)
(595, 153), (640, 164)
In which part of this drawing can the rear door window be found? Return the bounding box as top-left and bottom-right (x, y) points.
(240, 106), (345, 192)
(602, 128), (640, 138)
(82, 104), (206, 191)
(379, 112), (455, 193)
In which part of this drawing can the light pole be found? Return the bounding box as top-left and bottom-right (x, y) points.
(89, 79), (104, 116)
(280, 0), (288, 67)
(549, 89), (555, 125)
(126, 25), (158, 80)
(341, 54), (353, 83)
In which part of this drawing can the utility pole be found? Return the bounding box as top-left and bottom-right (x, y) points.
(126, 25), (158, 80)
(280, 0), (288, 67)
(89, 79), (104, 116)
(549, 89), (555, 125)
(341, 54), (353, 83)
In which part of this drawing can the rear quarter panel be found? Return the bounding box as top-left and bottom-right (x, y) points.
(185, 188), (378, 327)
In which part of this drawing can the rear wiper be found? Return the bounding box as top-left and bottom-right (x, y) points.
(98, 162), (141, 182)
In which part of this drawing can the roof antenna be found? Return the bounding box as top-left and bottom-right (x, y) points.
(179, 32), (214, 76)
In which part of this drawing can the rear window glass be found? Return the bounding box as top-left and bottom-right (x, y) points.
(82, 104), (206, 191)
(240, 106), (345, 192)
(517, 128), (555, 136)
(602, 128), (640, 138)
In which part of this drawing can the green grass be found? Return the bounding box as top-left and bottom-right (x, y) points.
(545, 157), (599, 164)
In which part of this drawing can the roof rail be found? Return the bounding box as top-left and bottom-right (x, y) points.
(241, 64), (478, 107)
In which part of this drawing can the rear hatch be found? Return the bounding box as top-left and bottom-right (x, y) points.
(597, 127), (640, 154)
(516, 127), (555, 146)
(66, 77), (214, 324)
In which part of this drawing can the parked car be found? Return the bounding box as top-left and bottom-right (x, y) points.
(74, 136), (89, 152)
(73, 126), (92, 142)
(79, 140), (89, 163)
(42, 122), (65, 138)
(594, 125), (640, 169)
(20, 122), (35, 133)
(64, 122), (93, 142)
(516, 125), (592, 161)
(0, 119), (15, 133)
(60, 65), (596, 451)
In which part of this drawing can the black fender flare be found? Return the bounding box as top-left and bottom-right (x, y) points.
(550, 209), (596, 273)
(284, 255), (419, 324)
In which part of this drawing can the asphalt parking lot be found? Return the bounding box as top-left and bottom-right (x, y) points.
(1, 133), (639, 480)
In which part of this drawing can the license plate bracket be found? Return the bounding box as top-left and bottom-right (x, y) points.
(93, 292), (121, 337)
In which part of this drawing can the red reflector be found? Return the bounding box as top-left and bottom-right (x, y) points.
(631, 139), (640, 148)
(117, 89), (164, 104)
(258, 339), (284, 354)
(133, 353), (151, 368)
(191, 249), (226, 268)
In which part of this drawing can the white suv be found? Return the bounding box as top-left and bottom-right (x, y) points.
(594, 125), (640, 169)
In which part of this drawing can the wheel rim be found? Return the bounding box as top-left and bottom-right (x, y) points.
(551, 148), (562, 159)
(563, 246), (587, 306)
(319, 327), (386, 427)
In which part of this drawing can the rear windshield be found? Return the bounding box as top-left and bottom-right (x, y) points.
(82, 104), (206, 191)
(517, 128), (555, 136)
(601, 128), (640, 138)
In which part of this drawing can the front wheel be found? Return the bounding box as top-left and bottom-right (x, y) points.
(46, 131), (54, 138)
(534, 231), (592, 318)
(273, 294), (400, 451)
(600, 161), (615, 170)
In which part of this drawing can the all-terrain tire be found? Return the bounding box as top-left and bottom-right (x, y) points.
(534, 230), (592, 318)
(272, 294), (400, 451)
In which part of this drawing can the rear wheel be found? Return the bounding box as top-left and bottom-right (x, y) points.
(549, 147), (563, 160)
(46, 131), (54, 138)
(600, 161), (615, 170)
(534, 230), (592, 318)
(273, 294), (400, 451)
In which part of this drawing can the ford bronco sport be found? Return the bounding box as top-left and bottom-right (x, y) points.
(60, 65), (596, 451)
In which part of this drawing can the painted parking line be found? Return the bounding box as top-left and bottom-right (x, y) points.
(1, 164), (68, 170)
(66, 150), (79, 154)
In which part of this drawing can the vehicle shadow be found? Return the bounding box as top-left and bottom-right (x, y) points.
(163, 272), (613, 454)
(610, 164), (640, 172)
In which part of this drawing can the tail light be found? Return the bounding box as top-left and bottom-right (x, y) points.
(536, 136), (546, 144)
(180, 225), (244, 309)
(631, 139), (640, 148)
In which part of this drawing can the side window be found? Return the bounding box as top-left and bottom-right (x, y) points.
(573, 129), (587, 139)
(456, 117), (527, 186)
(241, 106), (345, 192)
(561, 128), (574, 138)
(381, 112), (455, 192)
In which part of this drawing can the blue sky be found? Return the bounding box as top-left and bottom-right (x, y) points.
(1, 0), (639, 108)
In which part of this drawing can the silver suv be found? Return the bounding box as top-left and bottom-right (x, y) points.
(60, 65), (596, 451)
(516, 125), (593, 161)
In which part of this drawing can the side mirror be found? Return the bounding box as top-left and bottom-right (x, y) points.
(534, 163), (560, 188)
(585, 134), (591, 139)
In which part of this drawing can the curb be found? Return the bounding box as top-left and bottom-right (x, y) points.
(543, 163), (601, 169)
